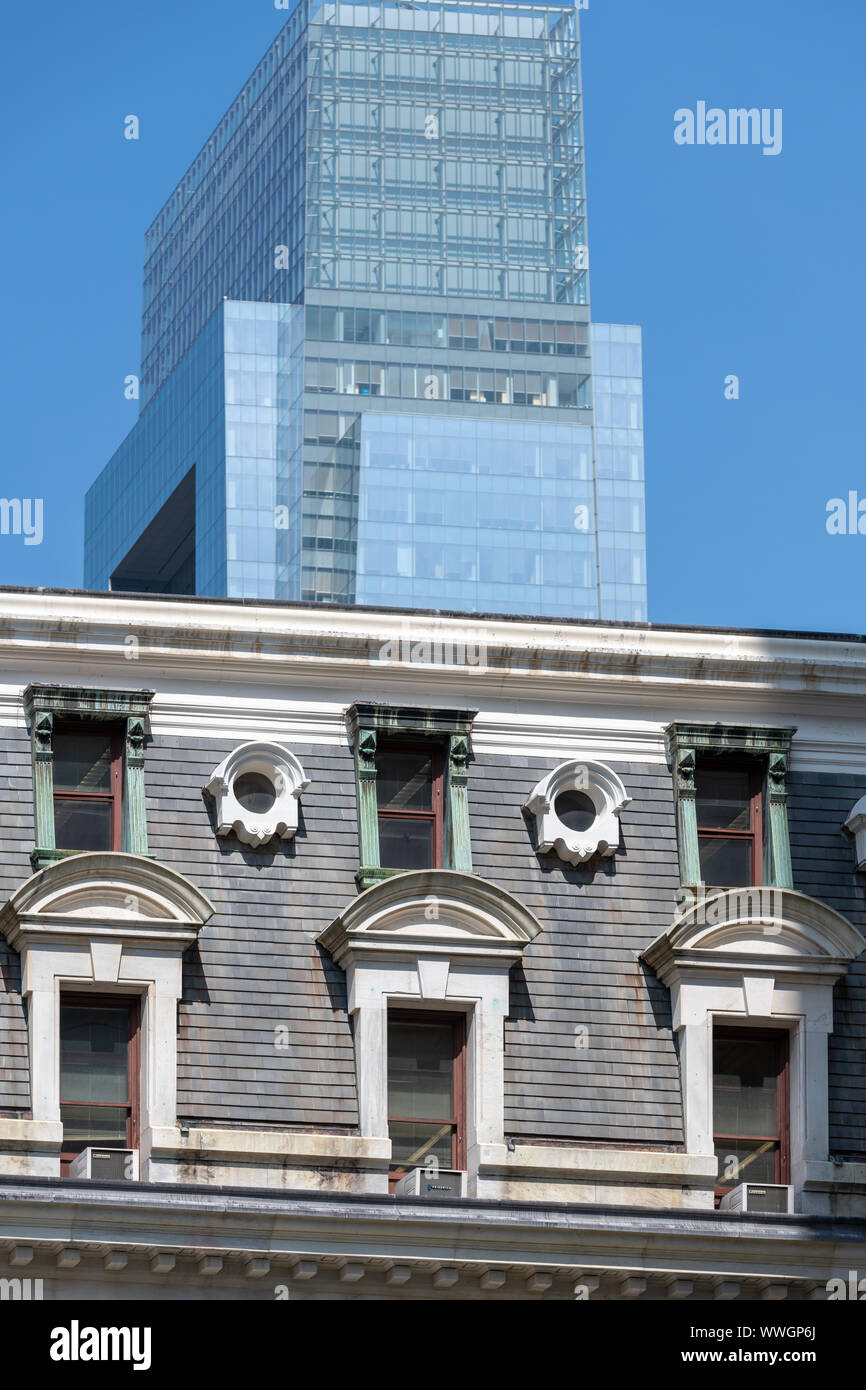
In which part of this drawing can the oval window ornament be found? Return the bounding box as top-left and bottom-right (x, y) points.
(524, 760), (631, 865)
(205, 742), (310, 847)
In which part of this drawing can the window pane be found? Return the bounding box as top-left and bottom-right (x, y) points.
(554, 790), (596, 832)
(54, 797), (113, 852)
(698, 834), (752, 887)
(377, 748), (433, 811)
(389, 1120), (454, 1169)
(61, 1005), (129, 1104)
(713, 1037), (779, 1137)
(388, 1021), (454, 1121)
(697, 768), (753, 830)
(233, 772), (276, 812)
(60, 1105), (128, 1154)
(53, 733), (113, 793)
(378, 816), (433, 870)
(713, 1139), (778, 1187)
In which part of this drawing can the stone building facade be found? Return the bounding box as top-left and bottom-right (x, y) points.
(0, 588), (865, 1299)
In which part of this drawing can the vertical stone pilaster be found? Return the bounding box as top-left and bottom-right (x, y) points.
(123, 715), (149, 855)
(674, 747), (701, 886)
(446, 733), (473, 873)
(677, 1016), (714, 1158)
(355, 728), (380, 886)
(767, 751), (794, 889)
(31, 710), (55, 855)
(352, 1003), (389, 1140)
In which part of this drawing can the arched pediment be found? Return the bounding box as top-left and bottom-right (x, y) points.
(0, 852), (214, 952)
(643, 887), (865, 982)
(319, 869), (542, 967)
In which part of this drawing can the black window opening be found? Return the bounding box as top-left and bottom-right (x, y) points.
(376, 740), (444, 871)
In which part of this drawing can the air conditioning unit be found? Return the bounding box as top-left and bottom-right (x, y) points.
(395, 1167), (467, 1199)
(720, 1182), (794, 1215)
(69, 1148), (139, 1182)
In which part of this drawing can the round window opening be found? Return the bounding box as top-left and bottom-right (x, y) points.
(554, 790), (597, 833)
(233, 771), (277, 814)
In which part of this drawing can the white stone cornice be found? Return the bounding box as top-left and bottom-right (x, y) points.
(146, 1127), (390, 1165)
(0, 590), (864, 699)
(0, 1180), (863, 1289)
(0, 592), (865, 771)
(143, 1126), (390, 1189)
(476, 1143), (717, 1183)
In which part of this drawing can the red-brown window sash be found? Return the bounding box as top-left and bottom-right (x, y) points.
(712, 1026), (790, 1203)
(376, 739), (445, 870)
(387, 1008), (466, 1192)
(697, 759), (764, 887)
(52, 725), (124, 853)
(59, 993), (141, 1177)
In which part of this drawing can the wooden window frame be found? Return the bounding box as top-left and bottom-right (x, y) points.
(376, 737), (445, 872)
(348, 703), (476, 890)
(24, 684), (154, 870)
(59, 992), (141, 1177)
(387, 1009), (466, 1191)
(696, 757), (764, 888)
(52, 724), (124, 854)
(712, 1026), (790, 1203)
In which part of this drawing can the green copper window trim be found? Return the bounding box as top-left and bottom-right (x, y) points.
(23, 685), (155, 871)
(346, 703), (477, 891)
(665, 723), (796, 891)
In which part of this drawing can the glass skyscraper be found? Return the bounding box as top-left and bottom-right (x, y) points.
(84, 0), (647, 620)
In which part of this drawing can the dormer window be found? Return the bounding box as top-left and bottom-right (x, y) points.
(377, 741), (444, 871)
(696, 761), (763, 888)
(24, 685), (154, 869)
(318, 869), (543, 1192)
(52, 729), (124, 853)
(346, 704), (475, 890)
(666, 724), (795, 890)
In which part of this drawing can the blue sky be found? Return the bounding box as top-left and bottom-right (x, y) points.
(2, 0), (863, 632)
